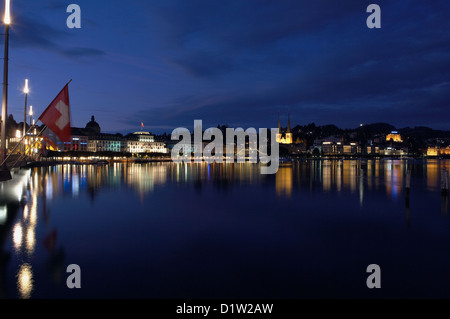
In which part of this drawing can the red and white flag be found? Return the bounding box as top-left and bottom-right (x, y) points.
(41, 127), (61, 151)
(39, 83), (72, 143)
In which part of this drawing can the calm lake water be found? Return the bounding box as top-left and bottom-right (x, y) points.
(1, 159), (450, 299)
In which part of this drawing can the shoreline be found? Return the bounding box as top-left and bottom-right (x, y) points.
(15, 154), (448, 169)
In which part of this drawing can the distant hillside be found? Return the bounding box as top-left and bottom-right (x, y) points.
(399, 126), (450, 140)
(355, 123), (396, 135)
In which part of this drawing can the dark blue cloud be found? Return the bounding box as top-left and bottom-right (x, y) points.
(10, 3), (105, 60)
(5, 0), (450, 133)
(123, 0), (450, 132)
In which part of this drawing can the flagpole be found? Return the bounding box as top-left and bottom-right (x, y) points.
(0, 0), (10, 168)
(23, 79), (29, 154)
(29, 105), (33, 131)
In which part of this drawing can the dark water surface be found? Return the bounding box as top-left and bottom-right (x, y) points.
(1, 159), (450, 299)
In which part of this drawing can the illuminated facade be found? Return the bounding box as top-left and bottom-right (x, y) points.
(276, 114), (293, 144)
(386, 131), (403, 143)
(366, 146), (380, 154)
(88, 134), (122, 152)
(70, 135), (88, 151)
(427, 147), (439, 156)
(382, 147), (408, 156)
(125, 131), (168, 154)
(64, 128), (89, 151)
(427, 146), (450, 156)
(320, 141), (361, 155)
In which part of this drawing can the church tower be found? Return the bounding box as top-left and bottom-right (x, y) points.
(285, 113), (293, 144)
(275, 113), (293, 144)
(276, 113), (282, 143)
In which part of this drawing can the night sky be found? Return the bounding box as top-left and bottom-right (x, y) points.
(4, 0), (450, 134)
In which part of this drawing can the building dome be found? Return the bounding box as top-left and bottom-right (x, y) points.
(85, 115), (101, 134)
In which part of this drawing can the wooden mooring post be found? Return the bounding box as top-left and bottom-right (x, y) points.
(405, 167), (411, 197)
(441, 168), (449, 195)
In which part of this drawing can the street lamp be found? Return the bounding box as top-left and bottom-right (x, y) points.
(23, 78), (28, 153)
(0, 0), (10, 164)
(4, 0), (9, 24)
(28, 105), (33, 156)
(29, 105), (33, 128)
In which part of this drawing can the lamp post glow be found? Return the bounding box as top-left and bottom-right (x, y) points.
(23, 79), (28, 153)
(0, 0), (10, 165)
(4, 0), (9, 25)
(23, 79), (28, 94)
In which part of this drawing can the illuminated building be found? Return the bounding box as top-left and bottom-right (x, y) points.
(276, 113), (293, 144)
(381, 147), (408, 156)
(65, 128), (88, 151)
(67, 116), (102, 151)
(8, 130), (22, 153)
(366, 146), (380, 154)
(88, 134), (122, 152)
(441, 147), (450, 155)
(427, 146), (450, 156)
(84, 116), (112, 152)
(386, 131), (403, 143)
(315, 139), (361, 156)
(65, 117), (168, 154)
(321, 141), (334, 154)
(427, 147), (439, 156)
(125, 131), (168, 154)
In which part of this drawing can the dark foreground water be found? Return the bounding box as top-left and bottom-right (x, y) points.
(0, 159), (450, 299)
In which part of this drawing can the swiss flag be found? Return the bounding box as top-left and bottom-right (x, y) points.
(39, 83), (72, 143)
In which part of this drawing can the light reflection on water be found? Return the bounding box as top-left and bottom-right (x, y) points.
(32, 159), (449, 201)
(0, 158), (450, 298)
(41, 162), (269, 200)
(16, 263), (33, 299)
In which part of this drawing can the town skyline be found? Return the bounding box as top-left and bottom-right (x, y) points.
(7, 109), (450, 137)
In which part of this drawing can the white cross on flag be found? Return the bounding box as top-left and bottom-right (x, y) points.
(38, 83), (72, 143)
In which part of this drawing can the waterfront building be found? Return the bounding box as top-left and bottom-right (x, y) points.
(315, 140), (361, 156)
(88, 133), (122, 152)
(366, 145), (380, 155)
(427, 147), (439, 156)
(63, 117), (168, 154)
(65, 116), (102, 151)
(64, 128), (88, 151)
(427, 146), (450, 156)
(381, 147), (408, 156)
(124, 131), (168, 154)
(439, 147), (450, 155)
(8, 130), (22, 153)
